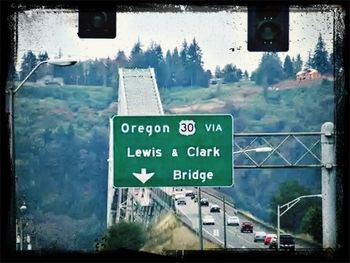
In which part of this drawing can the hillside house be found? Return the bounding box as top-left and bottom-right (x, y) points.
(296, 68), (321, 81)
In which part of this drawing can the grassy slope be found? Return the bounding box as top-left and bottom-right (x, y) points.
(160, 79), (334, 132)
(143, 213), (219, 254)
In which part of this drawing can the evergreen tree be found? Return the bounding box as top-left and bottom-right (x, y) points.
(293, 54), (303, 74)
(38, 52), (49, 62)
(129, 40), (146, 68)
(115, 50), (128, 67)
(311, 33), (331, 74)
(104, 57), (117, 87)
(214, 66), (222, 78)
(187, 38), (204, 87)
(144, 42), (166, 87)
(305, 50), (313, 69)
(222, 64), (240, 83)
(163, 50), (173, 88)
(244, 70), (249, 80)
(20, 50), (38, 81)
(36, 51), (50, 79)
(206, 69), (213, 79)
(175, 38), (209, 87)
(171, 48), (182, 87)
(179, 39), (190, 86)
(254, 52), (284, 86)
(283, 55), (294, 79)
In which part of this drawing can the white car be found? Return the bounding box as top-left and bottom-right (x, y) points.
(254, 231), (267, 242)
(202, 215), (215, 225)
(227, 216), (240, 226)
(174, 193), (185, 201)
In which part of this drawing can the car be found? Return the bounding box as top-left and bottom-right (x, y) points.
(254, 231), (267, 242)
(177, 197), (186, 205)
(185, 190), (195, 198)
(264, 234), (277, 245)
(200, 198), (209, 206)
(191, 193), (198, 200)
(240, 222), (253, 233)
(202, 215), (215, 225)
(173, 193), (185, 201)
(227, 216), (240, 226)
(269, 234), (295, 251)
(210, 204), (220, 213)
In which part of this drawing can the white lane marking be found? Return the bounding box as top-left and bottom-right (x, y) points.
(226, 227), (265, 248)
(176, 198), (266, 248)
(203, 228), (224, 245)
(213, 229), (220, 237)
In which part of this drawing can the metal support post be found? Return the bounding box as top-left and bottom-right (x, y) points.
(115, 188), (122, 223)
(130, 195), (134, 222)
(223, 196), (227, 249)
(20, 217), (23, 251)
(321, 122), (336, 249)
(6, 87), (16, 252)
(197, 187), (203, 250)
(277, 205), (280, 251)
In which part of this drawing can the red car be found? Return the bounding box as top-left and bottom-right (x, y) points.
(264, 234), (277, 245)
(240, 222), (253, 233)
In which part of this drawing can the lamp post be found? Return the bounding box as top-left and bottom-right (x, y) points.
(223, 195), (227, 249)
(197, 146), (273, 250)
(234, 147), (273, 154)
(277, 194), (322, 250)
(18, 201), (27, 251)
(6, 58), (77, 250)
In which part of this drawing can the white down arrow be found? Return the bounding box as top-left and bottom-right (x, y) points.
(133, 168), (154, 184)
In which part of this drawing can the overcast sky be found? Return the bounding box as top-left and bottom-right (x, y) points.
(16, 6), (336, 74)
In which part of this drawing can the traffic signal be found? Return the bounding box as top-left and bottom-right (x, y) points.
(248, 6), (289, 51)
(78, 9), (116, 38)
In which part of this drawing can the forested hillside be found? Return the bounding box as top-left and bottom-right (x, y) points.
(13, 33), (335, 248)
(15, 84), (116, 249)
(14, 77), (333, 249)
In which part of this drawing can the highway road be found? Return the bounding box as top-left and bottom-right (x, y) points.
(175, 189), (265, 248)
(173, 188), (320, 249)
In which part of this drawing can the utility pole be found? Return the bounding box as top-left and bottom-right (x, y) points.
(321, 122), (336, 249)
(223, 196), (227, 249)
(115, 188), (122, 223)
(197, 187), (203, 250)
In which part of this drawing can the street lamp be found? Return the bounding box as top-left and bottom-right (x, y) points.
(234, 146), (273, 154)
(6, 58), (77, 251)
(197, 146), (273, 250)
(14, 59), (77, 94)
(277, 194), (322, 250)
(17, 201), (27, 251)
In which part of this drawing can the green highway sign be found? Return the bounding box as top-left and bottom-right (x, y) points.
(112, 115), (233, 187)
